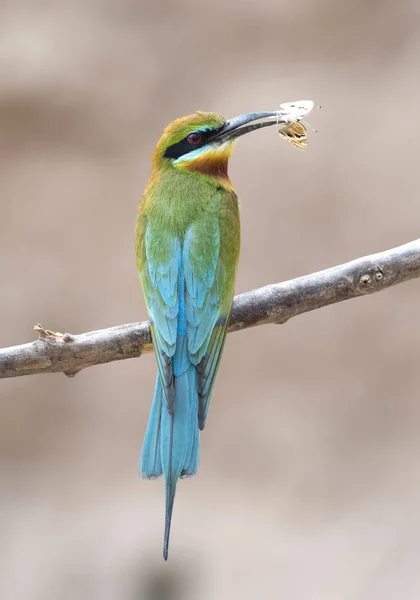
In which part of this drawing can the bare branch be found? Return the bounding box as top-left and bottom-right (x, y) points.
(1, 238), (419, 379)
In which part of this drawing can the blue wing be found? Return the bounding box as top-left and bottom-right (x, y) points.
(183, 222), (232, 429)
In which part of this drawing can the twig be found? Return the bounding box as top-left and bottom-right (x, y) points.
(1, 238), (419, 379)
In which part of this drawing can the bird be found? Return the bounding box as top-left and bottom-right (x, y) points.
(135, 109), (279, 560)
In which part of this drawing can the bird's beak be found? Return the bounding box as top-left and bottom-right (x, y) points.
(214, 111), (280, 143)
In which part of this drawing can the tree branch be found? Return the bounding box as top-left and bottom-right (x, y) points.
(1, 238), (419, 379)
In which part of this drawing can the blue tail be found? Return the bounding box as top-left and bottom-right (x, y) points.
(140, 365), (199, 560)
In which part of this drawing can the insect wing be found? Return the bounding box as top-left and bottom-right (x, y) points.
(278, 121), (308, 150)
(278, 100), (315, 122)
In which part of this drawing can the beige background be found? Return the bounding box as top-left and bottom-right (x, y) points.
(1, 1), (420, 599)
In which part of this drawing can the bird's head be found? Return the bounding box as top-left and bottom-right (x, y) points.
(152, 110), (279, 180)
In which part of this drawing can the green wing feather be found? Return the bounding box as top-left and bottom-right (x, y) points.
(183, 193), (239, 428)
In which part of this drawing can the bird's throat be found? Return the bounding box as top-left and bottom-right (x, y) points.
(176, 144), (235, 186)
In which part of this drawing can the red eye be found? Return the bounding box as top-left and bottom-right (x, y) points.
(187, 132), (202, 145)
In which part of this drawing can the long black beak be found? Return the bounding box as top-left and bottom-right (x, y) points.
(214, 111), (280, 143)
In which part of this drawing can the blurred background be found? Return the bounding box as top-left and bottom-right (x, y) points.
(1, 1), (420, 598)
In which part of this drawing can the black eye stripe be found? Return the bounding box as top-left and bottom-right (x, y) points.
(164, 125), (224, 160)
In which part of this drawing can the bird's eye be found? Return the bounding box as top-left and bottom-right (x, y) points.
(187, 132), (202, 145)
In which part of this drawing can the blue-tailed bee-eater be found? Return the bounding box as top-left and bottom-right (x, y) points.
(135, 110), (280, 559)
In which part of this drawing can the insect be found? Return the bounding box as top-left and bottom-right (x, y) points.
(276, 100), (319, 151)
(278, 120), (308, 151)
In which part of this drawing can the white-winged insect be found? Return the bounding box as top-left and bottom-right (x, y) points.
(276, 100), (319, 151)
